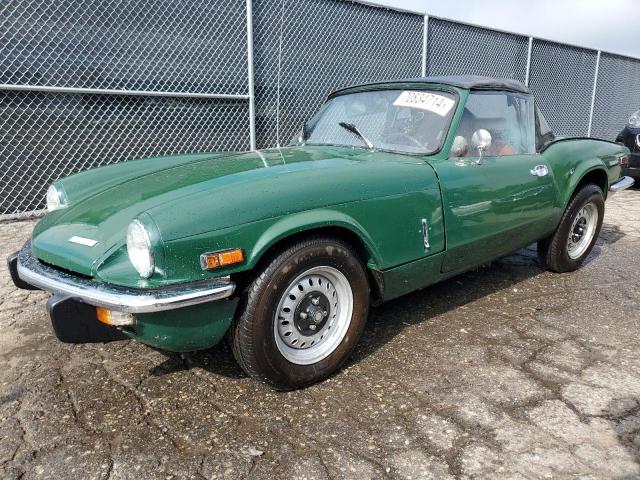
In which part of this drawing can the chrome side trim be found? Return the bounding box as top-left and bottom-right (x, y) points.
(17, 242), (235, 314)
(609, 176), (635, 193)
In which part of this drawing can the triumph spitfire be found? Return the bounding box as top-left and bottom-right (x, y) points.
(8, 75), (634, 389)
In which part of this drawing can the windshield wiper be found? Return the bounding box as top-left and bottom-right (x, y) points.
(338, 122), (374, 150)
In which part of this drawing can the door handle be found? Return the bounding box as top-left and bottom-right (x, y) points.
(530, 164), (549, 177)
(421, 218), (430, 250)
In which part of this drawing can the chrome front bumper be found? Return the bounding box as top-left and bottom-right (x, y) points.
(14, 242), (235, 314)
(609, 176), (635, 192)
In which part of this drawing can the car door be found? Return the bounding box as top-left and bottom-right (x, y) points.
(433, 91), (557, 273)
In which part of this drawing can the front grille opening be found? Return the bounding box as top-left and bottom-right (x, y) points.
(38, 259), (93, 280)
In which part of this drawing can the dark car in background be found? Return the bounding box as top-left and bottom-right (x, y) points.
(616, 110), (640, 181)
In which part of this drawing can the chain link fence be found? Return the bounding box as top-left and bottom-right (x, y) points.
(2, 0), (639, 219)
(1, 0), (252, 218)
(253, 0), (422, 149)
(2, 0), (249, 94)
(425, 19), (529, 83)
(591, 53), (640, 140)
(0, 93), (250, 215)
(528, 40), (599, 137)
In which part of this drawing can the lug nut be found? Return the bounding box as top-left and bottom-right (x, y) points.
(299, 312), (308, 320)
(309, 324), (316, 331)
(311, 297), (320, 306)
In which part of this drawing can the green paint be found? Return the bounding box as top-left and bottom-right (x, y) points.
(28, 80), (629, 352)
(124, 298), (239, 352)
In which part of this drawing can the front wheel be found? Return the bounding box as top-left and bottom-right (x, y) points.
(538, 184), (605, 272)
(230, 237), (370, 389)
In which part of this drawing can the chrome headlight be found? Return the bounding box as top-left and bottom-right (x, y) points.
(126, 219), (154, 278)
(629, 110), (640, 128)
(45, 184), (67, 212)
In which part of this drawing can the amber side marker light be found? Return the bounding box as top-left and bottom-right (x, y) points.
(200, 248), (245, 270)
(96, 307), (135, 326)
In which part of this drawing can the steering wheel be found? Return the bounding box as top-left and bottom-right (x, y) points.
(385, 132), (427, 150)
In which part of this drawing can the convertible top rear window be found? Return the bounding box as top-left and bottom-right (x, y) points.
(296, 89), (457, 155)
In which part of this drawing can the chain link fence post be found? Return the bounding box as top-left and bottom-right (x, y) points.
(525, 37), (533, 86)
(421, 16), (429, 77)
(246, 0), (256, 150)
(587, 51), (601, 138)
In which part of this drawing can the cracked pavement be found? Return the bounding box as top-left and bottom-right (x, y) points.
(1, 189), (640, 479)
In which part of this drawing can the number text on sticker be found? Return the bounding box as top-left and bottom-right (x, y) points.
(393, 91), (455, 117)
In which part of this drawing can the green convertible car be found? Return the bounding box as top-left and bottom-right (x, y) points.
(8, 75), (634, 389)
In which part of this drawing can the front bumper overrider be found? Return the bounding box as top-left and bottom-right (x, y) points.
(9, 240), (235, 313)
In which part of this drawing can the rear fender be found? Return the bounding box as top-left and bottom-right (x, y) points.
(563, 162), (609, 207)
(542, 138), (626, 209)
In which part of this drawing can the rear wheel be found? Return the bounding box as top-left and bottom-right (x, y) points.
(538, 184), (604, 272)
(230, 237), (369, 389)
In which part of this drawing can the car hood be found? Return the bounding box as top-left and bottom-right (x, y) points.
(31, 146), (429, 276)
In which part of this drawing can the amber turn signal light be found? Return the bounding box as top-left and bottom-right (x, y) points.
(96, 307), (135, 326)
(200, 248), (245, 270)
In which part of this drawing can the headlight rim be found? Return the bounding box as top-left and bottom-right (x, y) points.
(629, 110), (640, 128)
(45, 184), (68, 213)
(126, 218), (155, 279)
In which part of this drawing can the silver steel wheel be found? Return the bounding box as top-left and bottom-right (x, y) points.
(274, 266), (353, 365)
(567, 201), (598, 259)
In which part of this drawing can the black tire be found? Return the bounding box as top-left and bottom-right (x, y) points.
(229, 237), (370, 390)
(538, 184), (605, 272)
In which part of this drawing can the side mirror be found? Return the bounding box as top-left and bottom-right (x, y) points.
(471, 129), (492, 153)
(450, 136), (469, 157)
(298, 123), (310, 144)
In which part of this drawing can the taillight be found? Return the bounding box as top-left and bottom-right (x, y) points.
(619, 154), (630, 166)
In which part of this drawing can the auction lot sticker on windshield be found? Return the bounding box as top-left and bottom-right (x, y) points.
(393, 91), (455, 116)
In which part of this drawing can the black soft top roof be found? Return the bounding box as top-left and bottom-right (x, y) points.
(330, 75), (529, 97)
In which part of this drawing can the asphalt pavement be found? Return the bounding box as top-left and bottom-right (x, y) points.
(1, 189), (639, 479)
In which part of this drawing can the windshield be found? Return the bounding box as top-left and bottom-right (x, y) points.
(295, 89), (457, 155)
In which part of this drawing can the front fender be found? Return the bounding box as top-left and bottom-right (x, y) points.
(156, 189), (444, 285)
(248, 209), (383, 269)
(94, 207), (383, 287)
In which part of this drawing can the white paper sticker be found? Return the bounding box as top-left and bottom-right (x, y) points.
(393, 91), (455, 117)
